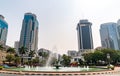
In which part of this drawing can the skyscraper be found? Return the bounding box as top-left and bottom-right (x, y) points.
(76, 19), (93, 53)
(0, 15), (8, 45)
(100, 23), (119, 50)
(19, 13), (39, 55)
(117, 19), (120, 49)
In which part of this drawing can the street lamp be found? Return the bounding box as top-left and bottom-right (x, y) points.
(107, 53), (110, 65)
(106, 53), (115, 70)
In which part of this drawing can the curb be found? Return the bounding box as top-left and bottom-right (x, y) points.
(0, 68), (120, 75)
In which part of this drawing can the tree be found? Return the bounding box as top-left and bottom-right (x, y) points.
(83, 49), (120, 65)
(78, 59), (84, 66)
(92, 51), (104, 65)
(29, 50), (35, 60)
(19, 46), (28, 64)
(116, 51), (120, 63)
(32, 57), (39, 66)
(14, 57), (21, 66)
(62, 54), (71, 67)
(100, 49), (117, 64)
(6, 54), (14, 64)
(83, 53), (93, 65)
(19, 46), (28, 55)
(7, 47), (16, 54)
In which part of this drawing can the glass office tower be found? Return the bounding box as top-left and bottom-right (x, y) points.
(19, 13), (39, 55)
(77, 19), (93, 53)
(117, 19), (120, 50)
(0, 15), (8, 45)
(100, 23), (119, 50)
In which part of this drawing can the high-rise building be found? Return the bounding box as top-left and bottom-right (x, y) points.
(0, 15), (8, 45)
(117, 19), (120, 49)
(19, 13), (39, 55)
(76, 19), (93, 53)
(100, 22), (119, 50)
(14, 41), (19, 54)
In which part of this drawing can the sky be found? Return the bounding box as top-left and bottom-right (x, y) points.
(0, 0), (120, 54)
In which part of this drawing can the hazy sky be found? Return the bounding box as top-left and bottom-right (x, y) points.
(0, 0), (120, 54)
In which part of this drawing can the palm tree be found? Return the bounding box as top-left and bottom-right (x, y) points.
(32, 57), (39, 65)
(29, 50), (35, 60)
(19, 46), (28, 64)
(14, 57), (21, 66)
(7, 47), (16, 54)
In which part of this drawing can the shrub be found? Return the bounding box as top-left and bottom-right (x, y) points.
(0, 66), (3, 70)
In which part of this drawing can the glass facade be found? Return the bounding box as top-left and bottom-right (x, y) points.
(77, 20), (93, 52)
(100, 23), (119, 50)
(0, 15), (8, 45)
(117, 19), (120, 50)
(19, 13), (39, 54)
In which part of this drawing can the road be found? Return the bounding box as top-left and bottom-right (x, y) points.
(0, 73), (120, 76)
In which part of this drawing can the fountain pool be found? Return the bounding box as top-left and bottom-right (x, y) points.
(7, 66), (107, 72)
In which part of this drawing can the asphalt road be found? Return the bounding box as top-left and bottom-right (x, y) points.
(0, 73), (120, 76)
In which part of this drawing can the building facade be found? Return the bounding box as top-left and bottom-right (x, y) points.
(0, 15), (8, 45)
(67, 50), (78, 57)
(14, 41), (19, 54)
(76, 19), (93, 53)
(19, 13), (39, 56)
(100, 22), (119, 50)
(117, 19), (120, 49)
(38, 48), (51, 56)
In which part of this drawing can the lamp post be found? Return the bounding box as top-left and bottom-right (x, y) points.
(106, 53), (115, 70)
(107, 53), (110, 65)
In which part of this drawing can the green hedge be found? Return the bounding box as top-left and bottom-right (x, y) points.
(0, 66), (3, 70)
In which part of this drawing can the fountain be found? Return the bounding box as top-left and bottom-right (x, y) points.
(4, 47), (108, 75)
(45, 52), (53, 67)
(54, 60), (61, 69)
(45, 46), (61, 69)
